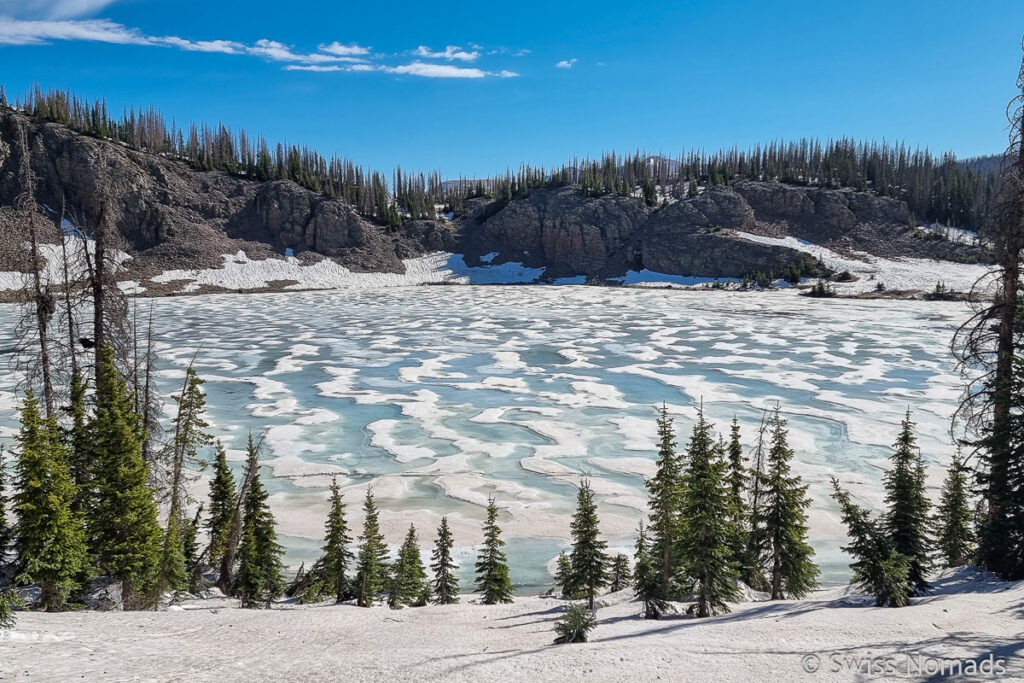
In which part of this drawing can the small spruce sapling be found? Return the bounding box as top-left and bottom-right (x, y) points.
(553, 603), (596, 644)
(430, 516), (460, 605)
(831, 479), (910, 608)
(609, 554), (633, 593)
(475, 496), (514, 604)
(935, 453), (976, 568)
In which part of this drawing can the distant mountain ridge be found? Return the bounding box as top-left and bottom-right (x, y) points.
(0, 108), (989, 294)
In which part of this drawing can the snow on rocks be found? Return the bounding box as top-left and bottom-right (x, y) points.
(733, 231), (992, 294)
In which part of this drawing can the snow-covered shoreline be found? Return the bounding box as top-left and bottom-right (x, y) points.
(0, 242), (995, 298)
(2, 567), (1019, 682)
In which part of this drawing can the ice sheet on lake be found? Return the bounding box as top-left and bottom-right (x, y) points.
(0, 286), (974, 583)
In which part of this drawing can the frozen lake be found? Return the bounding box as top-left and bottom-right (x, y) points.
(0, 286), (969, 590)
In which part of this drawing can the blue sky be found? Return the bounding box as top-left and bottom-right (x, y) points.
(1, 0), (1022, 177)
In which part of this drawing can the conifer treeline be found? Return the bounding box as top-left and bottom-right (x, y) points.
(0, 360), (987, 621)
(3, 85), (996, 231)
(631, 406), (818, 618)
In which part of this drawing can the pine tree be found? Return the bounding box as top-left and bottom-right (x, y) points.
(182, 505), (202, 577)
(677, 410), (740, 617)
(0, 447), (11, 558)
(155, 510), (187, 602)
(553, 551), (574, 598)
(354, 486), (390, 607)
(234, 436), (284, 608)
(632, 521), (666, 619)
(568, 479), (610, 609)
(553, 602), (597, 644)
(609, 554), (632, 592)
(430, 516), (459, 604)
(205, 441), (236, 568)
(883, 411), (932, 594)
(87, 347), (162, 610)
(725, 418), (750, 576)
(974, 355), (1024, 581)
(65, 368), (90, 514)
(475, 496), (514, 604)
(320, 478), (353, 603)
(646, 404), (683, 596)
(389, 524), (428, 608)
(935, 454), (976, 567)
(156, 366), (211, 600)
(831, 479), (910, 608)
(744, 411), (772, 591)
(753, 410), (819, 600)
(12, 392), (87, 611)
(0, 588), (21, 629)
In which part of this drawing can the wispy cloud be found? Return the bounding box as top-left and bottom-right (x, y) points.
(0, 0), (120, 20)
(413, 44), (479, 62)
(556, 58), (577, 69)
(0, 17), (521, 79)
(319, 41), (370, 57)
(487, 47), (530, 57)
(389, 61), (486, 78)
(247, 38), (354, 64)
(346, 62), (518, 79)
(159, 36), (245, 54)
(285, 65), (342, 72)
(0, 18), (148, 45)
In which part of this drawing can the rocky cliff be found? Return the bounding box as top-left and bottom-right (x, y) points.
(459, 181), (984, 279)
(0, 109), (455, 279)
(0, 109), (986, 289)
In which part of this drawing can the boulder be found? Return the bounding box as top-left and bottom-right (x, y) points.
(80, 576), (123, 611)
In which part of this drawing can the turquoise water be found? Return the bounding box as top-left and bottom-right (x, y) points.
(0, 287), (969, 591)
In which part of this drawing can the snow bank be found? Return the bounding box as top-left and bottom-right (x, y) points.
(733, 232), (992, 294)
(146, 251), (550, 293)
(0, 239), (130, 292)
(4, 567), (1020, 681)
(150, 251), (456, 293)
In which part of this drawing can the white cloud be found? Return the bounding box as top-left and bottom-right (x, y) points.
(247, 38), (347, 64)
(319, 41), (370, 56)
(0, 0), (119, 20)
(158, 36), (244, 54)
(381, 62), (519, 79)
(285, 65), (342, 72)
(387, 61), (486, 78)
(556, 58), (577, 69)
(413, 45), (479, 62)
(0, 18), (520, 79)
(0, 18), (148, 45)
(487, 47), (530, 57)
(293, 62), (518, 79)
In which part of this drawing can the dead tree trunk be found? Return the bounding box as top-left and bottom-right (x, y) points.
(18, 124), (55, 417)
(57, 198), (78, 379)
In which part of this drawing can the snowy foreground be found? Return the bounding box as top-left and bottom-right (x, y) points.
(2, 568), (1021, 682)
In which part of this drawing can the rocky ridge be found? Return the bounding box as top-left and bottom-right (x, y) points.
(0, 109), (986, 292)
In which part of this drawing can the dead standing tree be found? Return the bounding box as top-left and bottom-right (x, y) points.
(952, 35), (1024, 578)
(14, 121), (56, 417)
